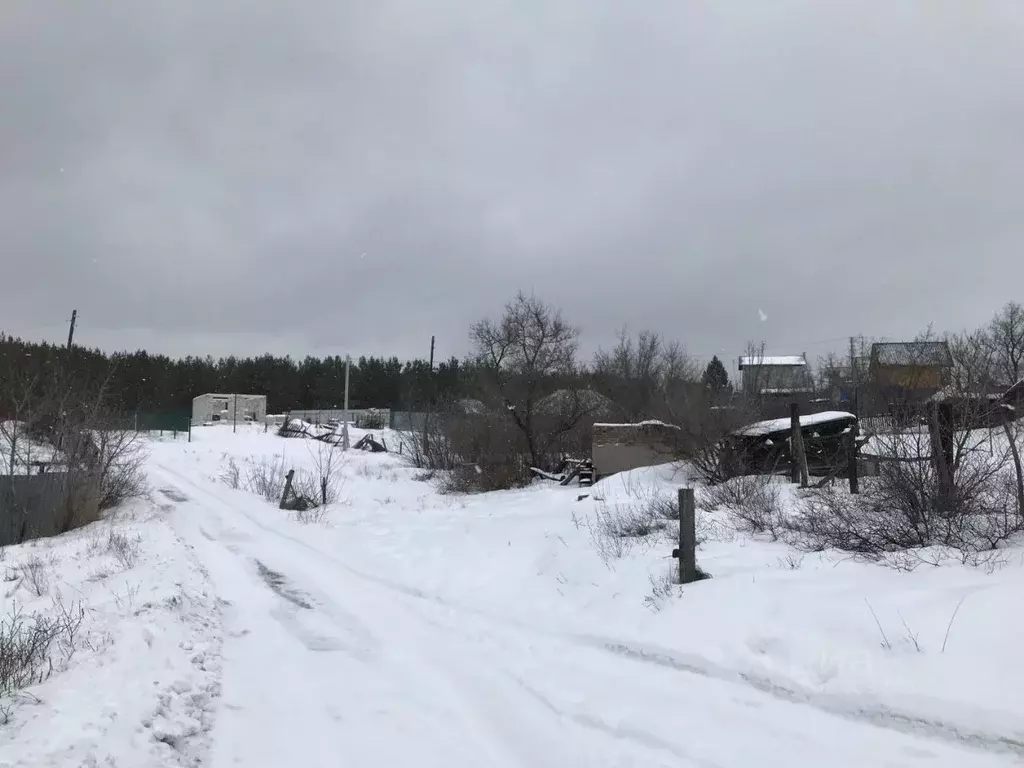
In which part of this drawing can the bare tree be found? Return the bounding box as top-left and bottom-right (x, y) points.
(470, 292), (586, 470)
(1, 358), (147, 542)
(987, 301), (1024, 386)
(947, 329), (998, 394)
(593, 328), (699, 421)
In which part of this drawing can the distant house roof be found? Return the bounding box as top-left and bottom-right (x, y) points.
(870, 341), (952, 368)
(738, 355), (806, 369)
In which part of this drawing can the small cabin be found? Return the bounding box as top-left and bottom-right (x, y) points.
(738, 354), (812, 397)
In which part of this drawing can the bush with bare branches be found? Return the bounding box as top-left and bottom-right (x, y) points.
(0, 599), (86, 719)
(21, 555), (50, 597)
(702, 474), (786, 539)
(301, 439), (346, 506)
(791, 424), (1024, 556)
(242, 456), (288, 503)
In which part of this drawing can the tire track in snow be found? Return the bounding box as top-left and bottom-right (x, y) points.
(588, 640), (1024, 759)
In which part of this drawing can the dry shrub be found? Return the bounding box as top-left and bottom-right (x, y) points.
(93, 431), (148, 512)
(438, 458), (532, 494)
(302, 440), (346, 506)
(243, 456), (288, 503)
(702, 475), (786, 539)
(592, 499), (669, 541)
(107, 528), (141, 570)
(222, 453), (343, 513)
(220, 456), (241, 489)
(791, 464), (1024, 557)
(21, 555), (49, 597)
(0, 599), (85, 714)
(58, 429), (148, 534)
(293, 505), (330, 525)
(586, 483), (682, 565)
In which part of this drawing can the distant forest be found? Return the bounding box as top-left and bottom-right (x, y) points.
(0, 333), (469, 415)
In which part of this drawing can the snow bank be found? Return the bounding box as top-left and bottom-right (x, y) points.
(0, 501), (222, 766)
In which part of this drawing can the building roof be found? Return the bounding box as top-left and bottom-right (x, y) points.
(193, 393), (267, 400)
(735, 410), (856, 437)
(738, 355), (806, 369)
(870, 341), (952, 368)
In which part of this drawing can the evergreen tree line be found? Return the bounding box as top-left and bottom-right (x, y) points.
(1, 324), (733, 421)
(0, 333), (471, 415)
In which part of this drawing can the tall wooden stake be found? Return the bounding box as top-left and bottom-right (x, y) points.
(1002, 410), (1024, 515)
(928, 402), (953, 505)
(789, 402), (809, 487)
(233, 393), (238, 434)
(678, 488), (697, 584)
(847, 427), (859, 494)
(790, 403), (801, 484)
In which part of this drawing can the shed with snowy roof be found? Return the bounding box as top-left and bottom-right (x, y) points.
(737, 354), (811, 397)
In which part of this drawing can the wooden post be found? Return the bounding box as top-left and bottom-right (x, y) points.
(796, 428), (810, 488)
(847, 427), (859, 494)
(928, 402), (953, 504)
(279, 469), (295, 509)
(188, 418), (192, 443)
(320, 476), (328, 506)
(678, 488), (697, 584)
(1001, 410), (1024, 515)
(790, 403), (801, 484)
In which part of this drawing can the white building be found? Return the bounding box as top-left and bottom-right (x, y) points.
(192, 393), (267, 425)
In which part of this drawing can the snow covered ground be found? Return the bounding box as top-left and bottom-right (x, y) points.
(2, 423), (1023, 766)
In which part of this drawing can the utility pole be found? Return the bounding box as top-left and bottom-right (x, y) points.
(67, 309), (77, 351)
(423, 335), (435, 457)
(849, 336), (857, 386)
(342, 355), (351, 451)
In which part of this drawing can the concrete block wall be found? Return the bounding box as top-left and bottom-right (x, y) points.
(591, 421), (681, 478)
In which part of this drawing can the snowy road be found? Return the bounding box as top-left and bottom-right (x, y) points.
(150, 459), (1016, 768)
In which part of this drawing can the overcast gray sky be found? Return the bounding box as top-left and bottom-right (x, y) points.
(2, 1), (1023, 376)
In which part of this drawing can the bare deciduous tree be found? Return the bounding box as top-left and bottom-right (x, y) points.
(470, 292), (587, 470)
(593, 328), (699, 421)
(988, 301), (1024, 386)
